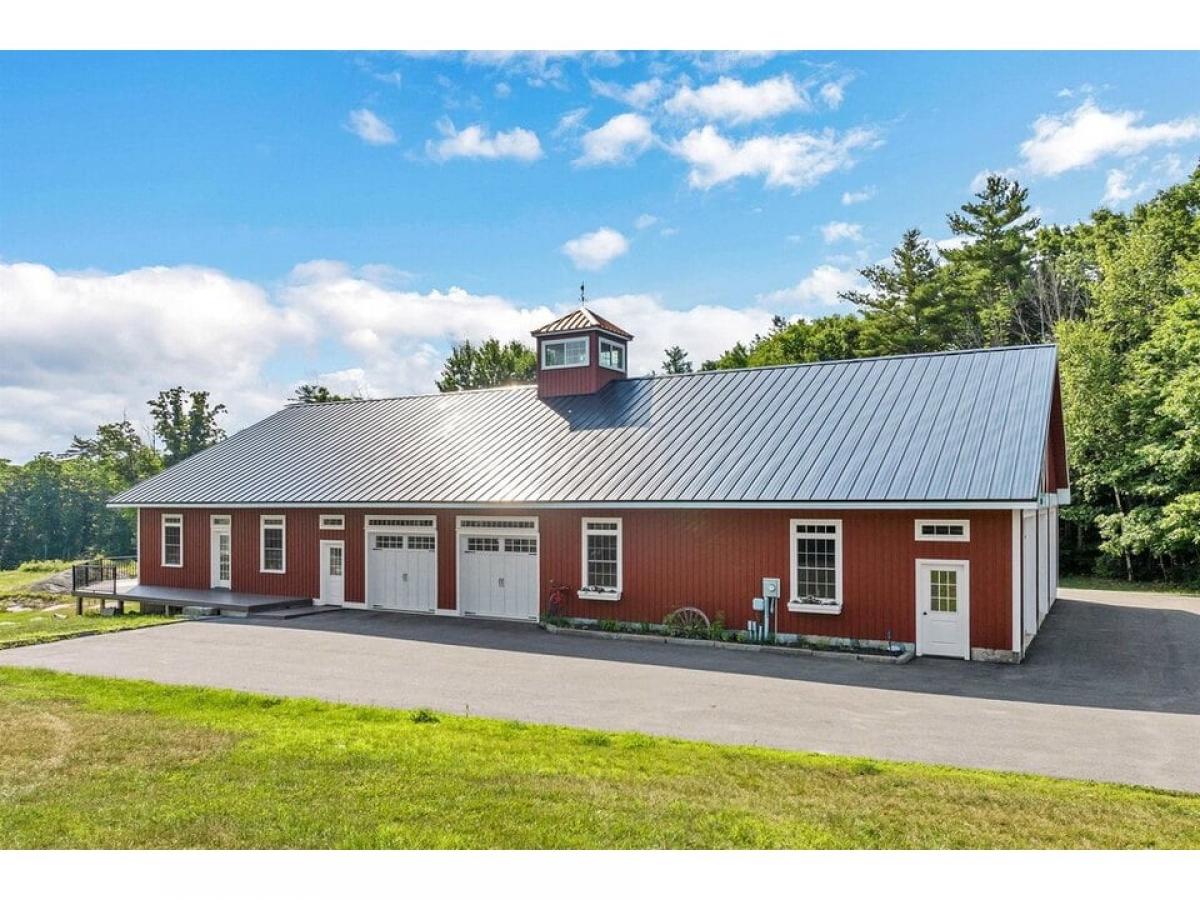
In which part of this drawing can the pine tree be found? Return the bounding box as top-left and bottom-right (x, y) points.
(661, 345), (693, 374)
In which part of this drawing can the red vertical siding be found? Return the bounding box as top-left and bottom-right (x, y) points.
(139, 505), (1013, 650)
(536, 332), (627, 398)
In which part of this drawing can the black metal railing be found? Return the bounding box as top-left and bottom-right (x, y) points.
(71, 556), (138, 594)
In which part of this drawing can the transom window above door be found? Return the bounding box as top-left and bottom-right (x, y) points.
(542, 337), (589, 369)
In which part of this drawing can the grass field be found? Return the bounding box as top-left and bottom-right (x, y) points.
(0, 561), (70, 593)
(0, 668), (1197, 849)
(1059, 573), (1200, 596)
(0, 607), (176, 649)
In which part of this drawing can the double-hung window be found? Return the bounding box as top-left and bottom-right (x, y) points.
(598, 338), (625, 372)
(542, 337), (588, 369)
(789, 519), (842, 613)
(260, 515), (286, 573)
(162, 514), (183, 568)
(580, 518), (622, 600)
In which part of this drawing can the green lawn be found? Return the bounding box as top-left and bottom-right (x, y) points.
(1060, 573), (1200, 596)
(0, 561), (69, 593)
(0, 668), (1196, 848)
(0, 607), (176, 649)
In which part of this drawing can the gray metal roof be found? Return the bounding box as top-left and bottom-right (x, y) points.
(111, 345), (1059, 507)
(531, 307), (634, 339)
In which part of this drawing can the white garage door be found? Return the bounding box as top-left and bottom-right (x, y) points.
(457, 518), (539, 621)
(365, 518), (437, 613)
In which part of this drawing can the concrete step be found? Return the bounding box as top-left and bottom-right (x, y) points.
(248, 605), (341, 620)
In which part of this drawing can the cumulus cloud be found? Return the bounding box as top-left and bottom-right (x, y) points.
(841, 187), (874, 205)
(345, 109), (397, 145)
(561, 228), (630, 271)
(575, 113), (654, 166)
(672, 124), (882, 190)
(426, 119), (543, 162)
(590, 294), (774, 372)
(664, 75), (808, 125)
(634, 213), (658, 230)
(0, 262), (312, 462)
(590, 77), (664, 109)
(821, 221), (864, 243)
(757, 265), (863, 313)
(1102, 168), (1143, 206)
(1019, 100), (1200, 176)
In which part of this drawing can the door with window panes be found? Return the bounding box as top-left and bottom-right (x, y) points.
(916, 560), (970, 659)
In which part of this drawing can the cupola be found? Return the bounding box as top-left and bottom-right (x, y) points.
(531, 299), (633, 399)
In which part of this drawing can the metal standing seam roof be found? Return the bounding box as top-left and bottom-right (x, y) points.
(530, 307), (634, 340)
(110, 345), (1060, 507)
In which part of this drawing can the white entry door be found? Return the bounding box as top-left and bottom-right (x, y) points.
(916, 560), (970, 660)
(457, 528), (539, 621)
(319, 540), (345, 605)
(366, 531), (437, 612)
(210, 517), (232, 589)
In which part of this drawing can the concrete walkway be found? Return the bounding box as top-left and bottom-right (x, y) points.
(3, 588), (1198, 792)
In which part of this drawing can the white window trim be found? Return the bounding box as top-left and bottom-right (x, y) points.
(259, 514), (286, 574)
(914, 519), (971, 542)
(161, 514), (184, 568)
(319, 514), (345, 530)
(788, 518), (843, 614)
(598, 337), (625, 373)
(541, 336), (589, 370)
(580, 517), (622, 601)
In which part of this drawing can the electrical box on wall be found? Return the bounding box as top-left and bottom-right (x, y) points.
(762, 577), (781, 600)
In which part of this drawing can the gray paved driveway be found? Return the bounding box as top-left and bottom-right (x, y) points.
(3, 588), (1198, 792)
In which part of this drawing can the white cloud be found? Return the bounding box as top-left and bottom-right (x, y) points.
(672, 124), (882, 190)
(691, 51), (777, 74)
(0, 262), (312, 462)
(841, 187), (874, 205)
(821, 221), (864, 243)
(664, 75), (808, 125)
(463, 51), (579, 88)
(819, 77), (851, 110)
(561, 228), (630, 271)
(589, 294), (773, 372)
(1020, 100), (1200, 176)
(590, 77), (664, 110)
(553, 107), (589, 138)
(757, 265), (863, 314)
(1102, 168), (1143, 206)
(427, 119), (543, 162)
(493, 82), (511, 99)
(634, 213), (658, 230)
(575, 113), (654, 167)
(659, 227), (679, 237)
(969, 167), (1021, 192)
(345, 109), (396, 146)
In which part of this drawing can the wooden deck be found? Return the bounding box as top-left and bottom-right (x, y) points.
(72, 581), (313, 615)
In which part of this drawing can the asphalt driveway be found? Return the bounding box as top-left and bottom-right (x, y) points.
(3, 588), (1198, 792)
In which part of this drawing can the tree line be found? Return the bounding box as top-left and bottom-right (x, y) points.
(0, 385), (339, 569)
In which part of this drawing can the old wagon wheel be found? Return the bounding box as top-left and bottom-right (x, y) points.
(663, 606), (710, 637)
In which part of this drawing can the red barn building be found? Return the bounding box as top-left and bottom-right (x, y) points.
(110, 308), (1069, 662)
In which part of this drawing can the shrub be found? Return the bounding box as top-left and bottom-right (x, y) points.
(410, 708), (440, 724)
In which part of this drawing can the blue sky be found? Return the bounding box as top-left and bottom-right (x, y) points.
(2, 50), (1199, 460)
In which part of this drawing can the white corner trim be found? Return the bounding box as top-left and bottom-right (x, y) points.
(1011, 509), (1022, 655)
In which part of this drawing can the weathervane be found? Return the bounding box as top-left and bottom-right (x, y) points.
(580, 282), (586, 307)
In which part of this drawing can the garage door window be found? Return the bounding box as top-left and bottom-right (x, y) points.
(374, 534), (404, 549)
(467, 537), (500, 553)
(408, 535), (436, 551)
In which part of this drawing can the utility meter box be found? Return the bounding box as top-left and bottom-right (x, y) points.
(751, 596), (765, 611)
(762, 577), (781, 600)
